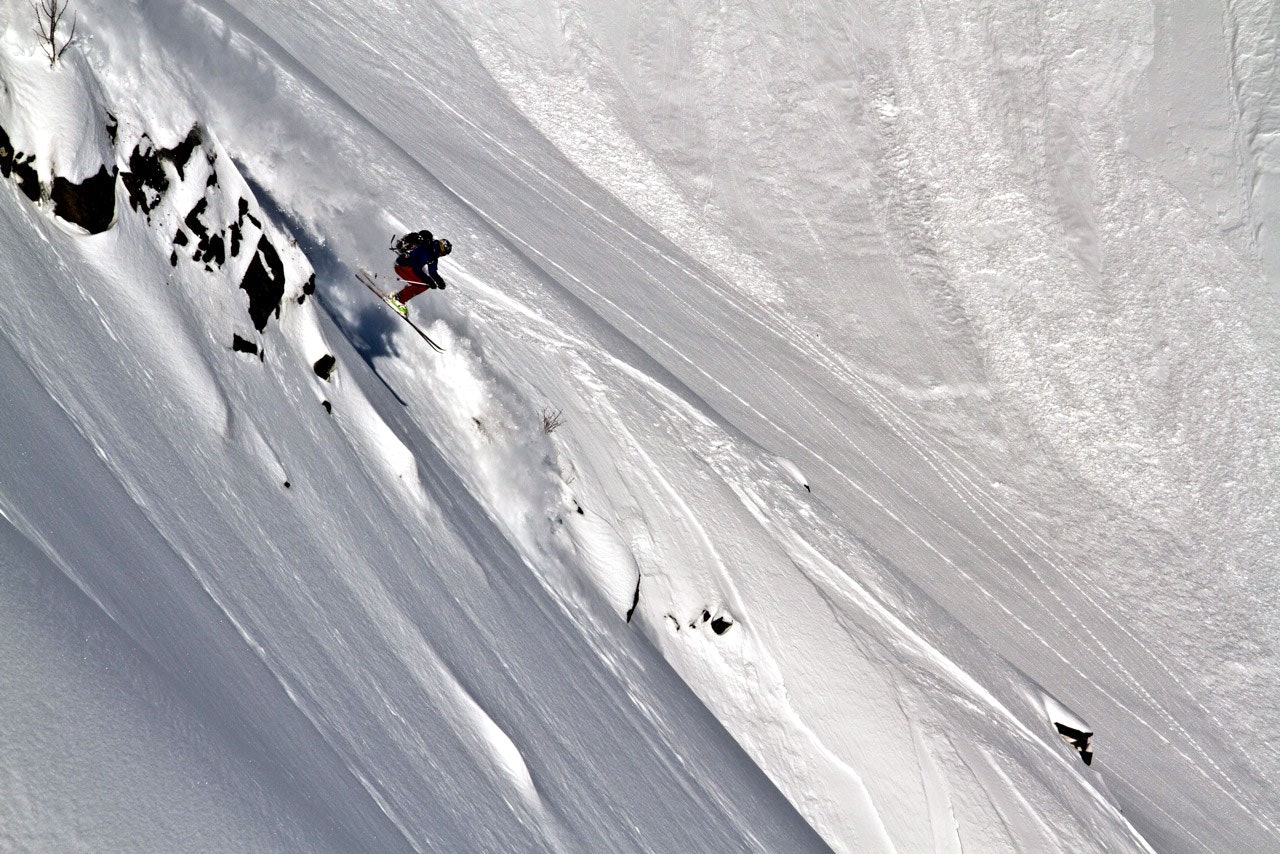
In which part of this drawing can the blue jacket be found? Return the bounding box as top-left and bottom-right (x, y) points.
(402, 241), (445, 286)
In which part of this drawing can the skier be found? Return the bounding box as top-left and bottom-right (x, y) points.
(387, 230), (452, 315)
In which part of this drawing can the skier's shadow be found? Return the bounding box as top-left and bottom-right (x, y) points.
(239, 168), (408, 404)
(330, 295), (413, 407)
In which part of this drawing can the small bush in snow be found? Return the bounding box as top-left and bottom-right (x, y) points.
(33, 0), (77, 67)
(541, 406), (565, 434)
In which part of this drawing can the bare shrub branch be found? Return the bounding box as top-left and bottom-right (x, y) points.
(32, 0), (77, 68)
(541, 406), (565, 434)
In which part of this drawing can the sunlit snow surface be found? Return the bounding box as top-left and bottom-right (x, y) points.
(1, 0), (1277, 850)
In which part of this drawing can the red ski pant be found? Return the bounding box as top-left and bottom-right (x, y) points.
(393, 265), (431, 301)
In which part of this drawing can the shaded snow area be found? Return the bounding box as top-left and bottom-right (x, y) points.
(0, 0), (1276, 850)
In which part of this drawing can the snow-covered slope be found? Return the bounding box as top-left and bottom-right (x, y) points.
(1, 0), (1277, 850)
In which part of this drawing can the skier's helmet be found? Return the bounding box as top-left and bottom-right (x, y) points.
(437, 238), (452, 256)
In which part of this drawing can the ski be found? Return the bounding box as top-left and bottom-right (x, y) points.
(356, 269), (445, 353)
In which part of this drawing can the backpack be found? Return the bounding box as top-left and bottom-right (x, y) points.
(391, 230), (433, 259)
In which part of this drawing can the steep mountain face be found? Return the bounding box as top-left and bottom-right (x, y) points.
(445, 1), (1280, 848)
(0, 12), (827, 851)
(1, 0), (1277, 851)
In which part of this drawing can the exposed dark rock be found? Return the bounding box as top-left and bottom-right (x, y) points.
(1054, 722), (1094, 766)
(173, 228), (188, 246)
(0, 124), (12, 175)
(239, 236), (286, 332)
(625, 577), (641, 623)
(182, 198), (228, 269)
(0, 124), (41, 201)
(238, 197), (261, 229)
(164, 126), (201, 180)
(284, 480), (291, 489)
(710, 615), (734, 635)
(297, 273), (315, 305)
(258, 237), (284, 280)
(184, 197), (209, 235)
(322, 400), (332, 414)
(169, 250), (177, 267)
(120, 127), (202, 218)
(313, 354), (336, 380)
(51, 165), (117, 233)
(13, 153), (40, 201)
(105, 113), (118, 145)
(197, 233), (226, 268)
(121, 135), (168, 216)
(232, 334), (259, 356)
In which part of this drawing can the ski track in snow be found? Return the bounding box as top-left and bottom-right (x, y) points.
(439, 1), (1279, 844)
(460, 262), (1158, 847)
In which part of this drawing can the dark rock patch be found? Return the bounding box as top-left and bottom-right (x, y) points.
(238, 197), (261, 229)
(297, 273), (315, 305)
(120, 127), (202, 218)
(232, 334), (259, 356)
(120, 136), (168, 216)
(0, 125), (12, 175)
(183, 198), (228, 270)
(1054, 722), (1093, 766)
(710, 614), (734, 635)
(625, 576), (641, 623)
(313, 354), (336, 380)
(105, 113), (118, 145)
(173, 228), (188, 246)
(239, 236), (286, 332)
(175, 187), (273, 274)
(51, 165), (117, 233)
(163, 126), (202, 180)
(183, 197), (209, 236)
(227, 197), (264, 263)
(228, 219), (243, 258)
(197, 233), (225, 268)
(13, 153), (40, 201)
(321, 400), (332, 414)
(258, 233), (284, 279)
(0, 124), (43, 202)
